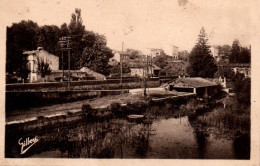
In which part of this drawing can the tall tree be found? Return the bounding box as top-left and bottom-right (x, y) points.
(38, 25), (60, 54)
(6, 20), (40, 79)
(229, 39), (240, 63)
(81, 34), (113, 75)
(187, 27), (217, 78)
(68, 8), (86, 69)
(239, 47), (250, 63)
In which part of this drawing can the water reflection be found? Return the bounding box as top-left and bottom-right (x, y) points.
(5, 106), (250, 159)
(194, 131), (207, 159)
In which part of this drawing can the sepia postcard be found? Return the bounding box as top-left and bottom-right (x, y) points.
(0, 0), (259, 165)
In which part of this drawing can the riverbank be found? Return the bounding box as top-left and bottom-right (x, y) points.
(6, 89), (195, 126)
(5, 93), (250, 159)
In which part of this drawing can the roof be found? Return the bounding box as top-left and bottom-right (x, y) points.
(173, 77), (217, 88)
(152, 64), (161, 70)
(116, 51), (131, 55)
(52, 70), (86, 73)
(23, 50), (37, 55)
(129, 63), (161, 70)
(229, 63), (250, 67)
(150, 48), (164, 51)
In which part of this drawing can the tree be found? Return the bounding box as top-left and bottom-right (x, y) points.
(214, 63), (235, 79)
(229, 40), (251, 64)
(178, 50), (189, 61)
(109, 62), (130, 75)
(6, 20), (40, 77)
(60, 23), (70, 37)
(229, 39), (240, 63)
(153, 55), (169, 69)
(38, 25), (60, 54)
(216, 45), (231, 63)
(68, 8), (86, 69)
(231, 73), (251, 108)
(6, 8), (115, 80)
(37, 57), (51, 78)
(80, 34), (113, 75)
(187, 27), (217, 78)
(126, 49), (142, 59)
(239, 47), (250, 63)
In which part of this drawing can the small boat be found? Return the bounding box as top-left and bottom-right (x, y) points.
(127, 114), (145, 122)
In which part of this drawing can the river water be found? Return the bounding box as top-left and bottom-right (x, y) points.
(5, 105), (250, 159)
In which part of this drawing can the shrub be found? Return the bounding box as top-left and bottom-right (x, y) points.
(82, 103), (92, 116)
(67, 111), (73, 116)
(37, 115), (45, 120)
(110, 102), (122, 116)
(196, 107), (250, 133)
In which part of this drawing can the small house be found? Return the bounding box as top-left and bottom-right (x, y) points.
(166, 77), (218, 98)
(23, 47), (59, 82)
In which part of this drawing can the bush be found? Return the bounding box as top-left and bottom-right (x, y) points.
(82, 103), (92, 116)
(110, 102), (122, 116)
(37, 115), (45, 120)
(196, 107), (250, 133)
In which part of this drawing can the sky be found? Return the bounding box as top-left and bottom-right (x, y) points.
(0, 0), (252, 53)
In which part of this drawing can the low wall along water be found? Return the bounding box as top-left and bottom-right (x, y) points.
(6, 90), (129, 111)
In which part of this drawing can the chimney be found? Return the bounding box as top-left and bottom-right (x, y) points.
(37, 47), (43, 51)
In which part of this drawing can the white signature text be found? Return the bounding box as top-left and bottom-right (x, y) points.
(18, 136), (39, 154)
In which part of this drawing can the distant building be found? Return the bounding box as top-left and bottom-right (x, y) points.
(109, 51), (133, 66)
(210, 45), (226, 62)
(229, 63), (251, 78)
(130, 64), (161, 77)
(165, 77), (218, 98)
(178, 50), (189, 61)
(163, 45), (179, 59)
(172, 46), (179, 59)
(108, 51), (121, 66)
(23, 47), (59, 82)
(43, 70), (91, 82)
(150, 48), (165, 57)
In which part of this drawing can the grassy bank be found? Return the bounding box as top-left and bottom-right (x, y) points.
(182, 96), (250, 137)
(195, 106), (250, 134)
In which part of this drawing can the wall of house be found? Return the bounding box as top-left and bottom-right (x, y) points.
(37, 50), (59, 71)
(232, 67), (251, 78)
(25, 49), (59, 82)
(130, 68), (144, 77)
(80, 67), (106, 80)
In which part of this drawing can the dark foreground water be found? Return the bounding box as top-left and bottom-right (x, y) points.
(5, 105), (250, 159)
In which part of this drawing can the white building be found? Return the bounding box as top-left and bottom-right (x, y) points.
(130, 64), (161, 77)
(23, 47), (59, 82)
(149, 48), (164, 57)
(163, 44), (179, 59)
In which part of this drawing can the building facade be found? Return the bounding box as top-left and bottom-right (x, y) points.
(230, 63), (251, 78)
(23, 47), (59, 82)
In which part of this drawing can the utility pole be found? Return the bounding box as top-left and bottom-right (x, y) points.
(68, 47), (71, 90)
(59, 36), (71, 90)
(143, 55), (148, 97)
(62, 50), (64, 81)
(120, 42), (124, 84)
